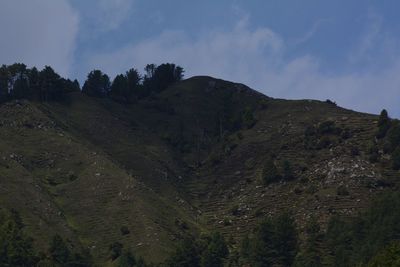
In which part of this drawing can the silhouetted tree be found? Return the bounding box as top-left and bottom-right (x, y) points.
(377, 109), (391, 139)
(126, 68), (142, 100)
(143, 63), (184, 93)
(82, 70), (110, 97)
(110, 74), (128, 102)
(0, 65), (9, 102)
(38, 66), (63, 101)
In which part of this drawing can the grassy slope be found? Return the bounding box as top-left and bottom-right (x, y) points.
(0, 76), (398, 264)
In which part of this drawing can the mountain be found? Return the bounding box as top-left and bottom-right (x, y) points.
(0, 76), (397, 265)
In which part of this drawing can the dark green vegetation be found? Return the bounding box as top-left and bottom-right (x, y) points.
(1, 63), (400, 266)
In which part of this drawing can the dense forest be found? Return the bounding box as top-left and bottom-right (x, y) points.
(0, 63), (184, 104)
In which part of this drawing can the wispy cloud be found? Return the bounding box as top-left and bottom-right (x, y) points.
(74, 0), (134, 33)
(0, 0), (79, 76)
(349, 8), (383, 65)
(293, 19), (331, 46)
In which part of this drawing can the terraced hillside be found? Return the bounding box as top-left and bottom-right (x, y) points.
(0, 76), (397, 264)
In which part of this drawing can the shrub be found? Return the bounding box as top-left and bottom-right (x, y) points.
(283, 160), (295, 181)
(242, 107), (256, 129)
(350, 146), (360, 156)
(325, 99), (337, 105)
(392, 146), (400, 170)
(262, 158), (281, 184)
(387, 121), (400, 148)
(230, 205), (239, 216)
(337, 185), (349, 196)
(120, 226), (130, 235)
(110, 242), (123, 261)
(317, 136), (332, 149)
(317, 120), (341, 135)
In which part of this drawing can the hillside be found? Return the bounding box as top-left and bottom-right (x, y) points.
(0, 76), (398, 265)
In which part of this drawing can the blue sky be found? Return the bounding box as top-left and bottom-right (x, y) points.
(1, 0), (400, 117)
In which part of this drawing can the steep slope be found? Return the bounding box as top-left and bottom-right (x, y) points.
(0, 76), (397, 264)
(0, 100), (198, 263)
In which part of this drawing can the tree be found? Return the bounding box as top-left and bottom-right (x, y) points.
(126, 68), (142, 100)
(387, 121), (400, 150)
(28, 67), (40, 100)
(110, 242), (124, 261)
(242, 107), (256, 129)
(143, 63), (184, 93)
(49, 234), (70, 264)
(367, 242), (400, 267)
(10, 72), (30, 99)
(118, 250), (136, 267)
(110, 74), (128, 102)
(0, 209), (38, 266)
(392, 146), (400, 170)
(241, 212), (298, 267)
(0, 65), (9, 102)
(38, 66), (63, 101)
(82, 70), (110, 97)
(165, 238), (201, 267)
(293, 219), (322, 267)
(200, 232), (229, 267)
(376, 109), (391, 139)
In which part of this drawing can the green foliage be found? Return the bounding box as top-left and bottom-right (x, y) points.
(0, 209), (38, 266)
(49, 234), (70, 264)
(391, 146), (400, 170)
(165, 238), (201, 267)
(118, 250), (136, 267)
(241, 212), (298, 267)
(241, 107), (256, 129)
(367, 242), (400, 267)
(387, 121), (400, 149)
(165, 233), (228, 267)
(293, 217), (322, 267)
(262, 158), (281, 184)
(325, 192), (400, 266)
(200, 233), (229, 267)
(110, 241), (124, 261)
(317, 120), (341, 135)
(368, 142), (380, 163)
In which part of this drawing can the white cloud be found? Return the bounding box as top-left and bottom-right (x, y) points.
(0, 0), (79, 77)
(88, 16), (400, 117)
(79, 0), (134, 32)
